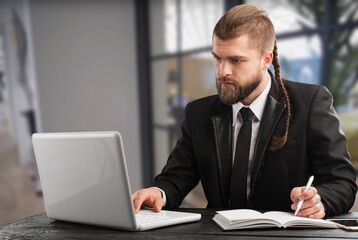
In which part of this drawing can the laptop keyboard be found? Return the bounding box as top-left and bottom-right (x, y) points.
(136, 211), (170, 224)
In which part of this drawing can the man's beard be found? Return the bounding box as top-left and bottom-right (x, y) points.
(216, 74), (261, 105)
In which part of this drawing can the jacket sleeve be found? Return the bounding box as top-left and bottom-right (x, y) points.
(151, 103), (200, 209)
(307, 86), (357, 216)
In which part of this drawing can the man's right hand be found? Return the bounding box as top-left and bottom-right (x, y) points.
(132, 188), (164, 214)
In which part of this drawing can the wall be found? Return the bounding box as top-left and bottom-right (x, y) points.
(29, 0), (142, 190)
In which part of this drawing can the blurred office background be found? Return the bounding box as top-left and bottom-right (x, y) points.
(0, 0), (357, 224)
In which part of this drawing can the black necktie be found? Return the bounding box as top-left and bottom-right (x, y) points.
(229, 107), (254, 208)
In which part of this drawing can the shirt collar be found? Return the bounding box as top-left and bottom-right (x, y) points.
(232, 75), (271, 126)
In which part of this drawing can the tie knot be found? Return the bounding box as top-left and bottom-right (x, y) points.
(239, 107), (254, 121)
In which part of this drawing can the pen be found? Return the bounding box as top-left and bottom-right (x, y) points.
(294, 175), (314, 216)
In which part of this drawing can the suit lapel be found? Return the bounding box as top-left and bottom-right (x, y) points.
(211, 101), (232, 207)
(250, 79), (286, 195)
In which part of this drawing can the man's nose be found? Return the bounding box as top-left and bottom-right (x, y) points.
(218, 61), (232, 77)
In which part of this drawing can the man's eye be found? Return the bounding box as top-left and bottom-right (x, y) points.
(231, 59), (241, 63)
(213, 56), (221, 61)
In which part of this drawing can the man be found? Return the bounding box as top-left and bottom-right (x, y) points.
(132, 4), (357, 219)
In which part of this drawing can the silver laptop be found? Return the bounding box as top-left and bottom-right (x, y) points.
(32, 131), (201, 231)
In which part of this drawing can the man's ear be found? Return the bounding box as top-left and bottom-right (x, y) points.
(262, 51), (273, 69)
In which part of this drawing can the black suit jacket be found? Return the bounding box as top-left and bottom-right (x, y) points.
(152, 77), (357, 216)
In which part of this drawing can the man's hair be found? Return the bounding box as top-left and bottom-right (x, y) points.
(213, 4), (292, 151)
(213, 4), (275, 54)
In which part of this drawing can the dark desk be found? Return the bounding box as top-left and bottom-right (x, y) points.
(1, 209), (358, 239)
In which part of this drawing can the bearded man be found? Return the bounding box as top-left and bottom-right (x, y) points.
(132, 4), (357, 219)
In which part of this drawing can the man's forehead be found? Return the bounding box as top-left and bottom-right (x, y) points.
(212, 35), (257, 57)
(212, 34), (250, 44)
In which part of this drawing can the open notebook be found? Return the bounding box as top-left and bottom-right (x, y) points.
(32, 131), (201, 231)
(213, 209), (337, 230)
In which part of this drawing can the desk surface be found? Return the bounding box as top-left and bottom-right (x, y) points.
(1, 209), (358, 239)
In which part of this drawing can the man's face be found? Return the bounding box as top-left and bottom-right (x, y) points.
(212, 35), (269, 105)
